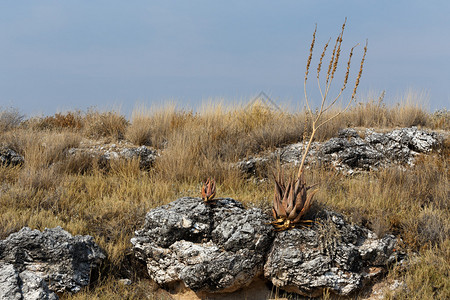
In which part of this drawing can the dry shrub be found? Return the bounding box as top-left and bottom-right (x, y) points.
(109, 158), (141, 179)
(343, 90), (433, 129)
(315, 151), (448, 248)
(380, 154), (449, 210)
(0, 107), (24, 131)
(235, 102), (275, 133)
(125, 115), (153, 146)
(84, 109), (129, 140)
(35, 111), (84, 130)
(0, 129), (29, 153)
(1, 129), (81, 168)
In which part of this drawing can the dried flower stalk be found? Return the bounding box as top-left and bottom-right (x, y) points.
(298, 19), (367, 178)
(271, 20), (367, 230)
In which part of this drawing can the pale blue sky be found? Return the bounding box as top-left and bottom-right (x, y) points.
(0, 1), (448, 117)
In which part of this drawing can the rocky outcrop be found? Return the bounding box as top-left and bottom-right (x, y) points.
(0, 262), (58, 300)
(264, 210), (402, 297)
(0, 147), (24, 167)
(68, 143), (158, 170)
(238, 127), (442, 175)
(318, 127), (441, 173)
(0, 227), (106, 299)
(132, 197), (403, 297)
(131, 197), (274, 294)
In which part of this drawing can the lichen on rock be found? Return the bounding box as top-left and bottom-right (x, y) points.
(0, 227), (105, 299)
(131, 197), (274, 293)
(264, 210), (402, 297)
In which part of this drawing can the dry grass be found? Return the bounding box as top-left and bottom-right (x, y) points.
(0, 107), (24, 131)
(23, 109), (129, 141)
(387, 239), (450, 299)
(0, 100), (448, 298)
(346, 90), (434, 129)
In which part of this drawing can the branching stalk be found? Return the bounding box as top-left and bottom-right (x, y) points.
(298, 20), (367, 178)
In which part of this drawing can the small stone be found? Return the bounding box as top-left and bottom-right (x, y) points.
(0, 147), (24, 167)
(118, 279), (132, 286)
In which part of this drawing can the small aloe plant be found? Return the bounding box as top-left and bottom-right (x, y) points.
(271, 170), (319, 231)
(201, 177), (216, 203)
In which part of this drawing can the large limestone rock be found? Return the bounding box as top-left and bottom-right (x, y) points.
(0, 227), (106, 299)
(237, 127), (442, 175)
(264, 210), (401, 297)
(131, 197), (274, 293)
(133, 197), (404, 298)
(318, 127), (441, 173)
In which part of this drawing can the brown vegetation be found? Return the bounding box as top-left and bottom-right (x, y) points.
(0, 99), (448, 299)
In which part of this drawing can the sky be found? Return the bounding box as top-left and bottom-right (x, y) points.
(0, 1), (449, 117)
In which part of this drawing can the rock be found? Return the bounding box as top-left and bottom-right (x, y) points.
(317, 127), (441, 173)
(133, 198), (404, 298)
(0, 227), (106, 298)
(131, 197), (274, 293)
(118, 279), (132, 286)
(119, 145), (158, 170)
(236, 142), (320, 176)
(0, 147), (24, 167)
(237, 127), (442, 175)
(0, 263), (58, 300)
(264, 210), (402, 297)
(68, 143), (158, 170)
(236, 156), (270, 176)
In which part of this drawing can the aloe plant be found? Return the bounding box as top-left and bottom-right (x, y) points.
(271, 171), (318, 231)
(201, 177), (216, 203)
(271, 19), (366, 230)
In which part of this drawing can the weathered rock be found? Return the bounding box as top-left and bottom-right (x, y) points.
(0, 227), (106, 298)
(0, 262), (58, 300)
(68, 143), (158, 170)
(0, 147), (24, 167)
(264, 210), (402, 297)
(236, 142), (320, 176)
(131, 197), (274, 293)
(318, 127), (441, 173)
(236, 156), (270, 176)
(237, 127), (442, 175)
(119, 145), (157, 170)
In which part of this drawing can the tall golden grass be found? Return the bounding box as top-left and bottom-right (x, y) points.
(0, 99), (448, 299)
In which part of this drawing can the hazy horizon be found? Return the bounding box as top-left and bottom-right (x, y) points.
(1, 1), (449, 117)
